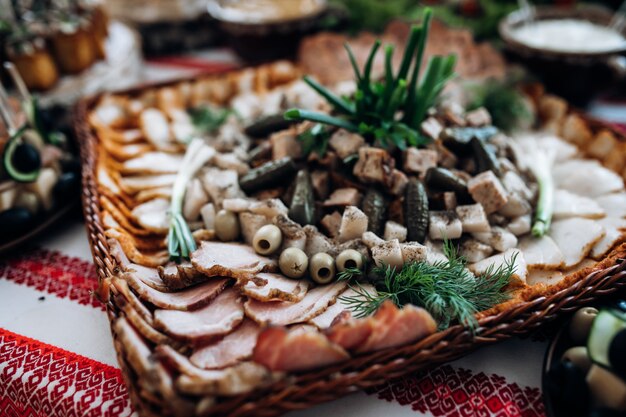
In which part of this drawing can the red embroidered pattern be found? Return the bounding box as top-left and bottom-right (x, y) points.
(0, 328), (132, 417)
(0, 249), (103, 310)
(371, 365), (545, 417)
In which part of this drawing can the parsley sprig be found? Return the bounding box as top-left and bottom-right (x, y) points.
(286, 8), (456, 153)
(339, 240), (516, 330)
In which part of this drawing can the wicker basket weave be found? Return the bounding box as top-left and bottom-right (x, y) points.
(75, 74), (626, 417)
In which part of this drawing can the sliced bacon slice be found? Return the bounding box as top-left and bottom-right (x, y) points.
(155, 345), (275, 396)
(191, 241), (277, 281)
(126, 263), (170, 292)
(241, 273), (309, 302)
(158, 261), (207, 290)
(309, 284), (376, 329)
(253, 326), (349, 372)
(124, 272), (229, 310)
(326, 301), (437, 353)
(191, 319), (261, 369)
(244, 281), (347, 326)
(154, 289), (244, 342)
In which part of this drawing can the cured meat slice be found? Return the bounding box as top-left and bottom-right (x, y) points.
(553, 160), (623, 198)
(552, 189), (605, 219)
(120, 174), (177, 194)
(469, 248), (528, 286)
(158, 261), (207, 290)
(113, 318), (154, 377)
(518, 235), (564, 270)
(549, 218), (605, 268)
(124, 272), (228, 310)
(126, 263), (170, 292)
(527, 270), (564, 286)
(191, 241), (277, 281)
(326, 301), (437, 353)
(595, 193), (626, 218)
(131, 198), (170, 232)
(309, 284), (376, 329)
(253, 326), (349, 372)
(115, 292), (177, 347)
(191, 320), (261, 369)
(154, 289), (244, 342)
(591, 217), (626, 260)
(244, 281), (347, 326)
(241, 273), (309, 302)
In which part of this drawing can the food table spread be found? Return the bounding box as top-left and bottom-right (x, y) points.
(0, 1), (623, 416)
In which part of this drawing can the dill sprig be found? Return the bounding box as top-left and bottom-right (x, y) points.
(285, 8), (456, 154)
(340, 241), (516, 330)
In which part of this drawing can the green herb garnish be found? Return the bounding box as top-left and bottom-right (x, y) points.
(340, 240), (516, 329)
(467, 78), (531, 132)
(285, 8), (456, 155)
(189, 106), (231, 135)
(168, 139), (214, 262)
(297, 123), (331, 157)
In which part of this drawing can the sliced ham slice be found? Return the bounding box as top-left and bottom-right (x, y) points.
(241, 273), (309, 302)
(158, 261), (206, 290)
(124, 272), (228, 310)
(244, 281), (347, 326)
(191, 241), (277, 281)
(154, 288), (243, 341)
(126, 263), (170, 292)
(552, 189), (605, 220)
(326, 301), (437, 353)
(253, 326), (349, 372)
(113, 318), (154, 378)
(191, 320), (261, 369)
(518, 235), (564, 270)
(131, 198), (170, 232)
(309, 284), (376, 329)
(595, 193), (626, 218)
(549, 218), (605, 268)
(591, 217), (626, 260)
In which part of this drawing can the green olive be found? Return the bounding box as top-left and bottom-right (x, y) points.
(569, 307), (599, 344)
(253, 224), (282, 255)
(309, 252), (336, 284)
(561, 346), (592, 373)
(335, 249), (363, 272)
(279, 247), (308, 279)
(215, 209), (240, 241)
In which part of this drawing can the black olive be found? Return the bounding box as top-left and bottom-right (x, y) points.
(60, 158), (81, 175)
(546, 361), (589, 416)
(13, 143), (41, 173)
(0, 208), (33, 239)
(53, 172), (80, 200)
(609, 329), (626, 375)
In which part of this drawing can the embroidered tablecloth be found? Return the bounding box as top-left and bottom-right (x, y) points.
(1, 50), (624, 417)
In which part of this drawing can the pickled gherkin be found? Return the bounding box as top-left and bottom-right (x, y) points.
(404, 178), (429, 243)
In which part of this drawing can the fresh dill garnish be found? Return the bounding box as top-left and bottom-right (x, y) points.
(297, 123), (331, 157)
(285, 8), (456, 155)
(189, 106), (231, 135)
(337, 266), (364, 281)
(340, 240), (516, 330)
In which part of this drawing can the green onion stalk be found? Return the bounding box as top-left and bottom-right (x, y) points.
(530, 150), (555, 237)
(168, 138), (214, 262)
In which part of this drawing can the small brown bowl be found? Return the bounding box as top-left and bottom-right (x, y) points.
(499, 4), (626, 106)
(207, 0), (341, 63)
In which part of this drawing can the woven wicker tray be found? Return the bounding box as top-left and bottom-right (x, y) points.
(75, 66), (626, 417)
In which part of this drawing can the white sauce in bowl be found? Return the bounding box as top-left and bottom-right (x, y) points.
(511, 19), (626, 53)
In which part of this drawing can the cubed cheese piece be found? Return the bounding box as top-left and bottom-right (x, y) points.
(401, 242), (428, 263)
(352, 147), (395, 186)
(320, 211), (342, 238)
(420, 117), (443, 140)
(362, 231), (385, 248)
(372, 239), (403, 268)
(270, 129), (302, 160)
(249, 198), (289, 219)
(507, 215), (531, 236)
(473, 226), (518, 252)
(311, 170), (330, 199)
(389, 169), (409, 196)
(455, 204), (490, 233)
(403, 148), (438, 176)
(328, 129), (365, 159)
(304, 225), (334, 256)
(323, 188), (362, 207)
(460, 239), (493, 263)
(25, 168), (57, 210)
(338, 206), (368, 243)
(502, 171), (533, 200)
(200, 203), (216, 230)
(239, 212), (270, 245)
(428, 211), (463, 240)
(586, 365), (626, 411)
(384, 221), (407, 242)
(498, 192), (531, 218)
(469, 248), (527, 286)
(465, 107), (492, 127)
(222, 198), (252, 212)
(468, 171), (508, 214)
